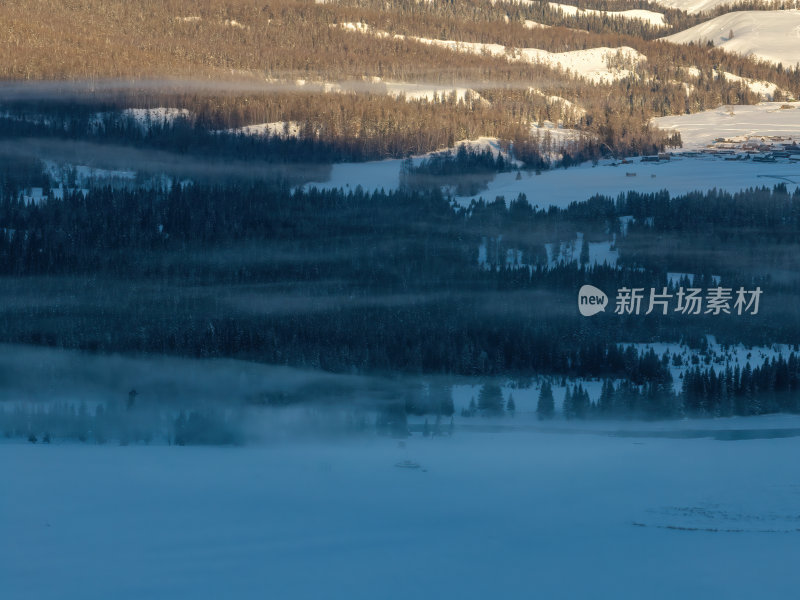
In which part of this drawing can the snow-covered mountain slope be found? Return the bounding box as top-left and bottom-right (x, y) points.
(508, 0), (791, 16)
(652, 101), (800, 149)
(718, 71), (783, 100)
(647, 0), (790, 14)
(662, 10), (800, 66)
(224, 121), (304, 138)
(89, 108), (191, 133)
(548, 2), (666, 27)
(339, 24), (646, 84)
(676, 67), (788, 100)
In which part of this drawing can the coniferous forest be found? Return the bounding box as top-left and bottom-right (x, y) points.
(2, 0), (800, 431)
(7, 3), (800, 598)
(2, 146), (800, 426)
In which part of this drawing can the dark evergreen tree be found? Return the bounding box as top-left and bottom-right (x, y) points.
(537, 381), (555, 420)
(579, 237), (590, 268)
(478, 383), (505, 417)
(506, 393), (516, 417)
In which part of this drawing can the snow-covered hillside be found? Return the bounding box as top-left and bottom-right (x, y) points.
(456, 155), (800, 207)
(647, 0), (791, 14)
(717, 71), (784, 100)
(224, 121), (304, 138)
(305, 151), (800, 207)
(663, 10), (800, 66)
(338, 23), (646, 84)
(301, 136), (518, 193)
(548, 2), (666, 26)
(411, 37), (645, 84)
(90, 108), (191, 133)
(384, 83), (486, 103)
(672, 65), (789, 101)
(652, 101), (800, 149)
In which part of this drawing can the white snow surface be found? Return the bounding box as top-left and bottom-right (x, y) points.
(224, 121), (303, 138)
(652, 101), (800, 150)
(548, 2), (667, 26)
(457, 155), (800, 207)
(529, 88), (587, 115)
(672, 66), (787, 101)
(454, 136), (520, 163)
(227, 78), (487, 105)
(523, 19), (551, 29)
(478, 232), (616, 275)
(338, 24), (646, 84)
(121, 107), (190, 125)
(529, 120), (589, 158)
(304, 158), (407, 193)
(545, 232), (619, 268)
(303, 137), (519, 193)
(412, 38), (646, 84)
(383, 82), (486, 104)
(718, 71), (783, 100)
(3, 428), (800, 599)
(43, 160), (135, 188)
(634, 336), (795, 381)
(647, 0), (793, 14)
(662, 10), (800, 66)
(3, 343), (800, 600)
(90, 108), (192, 133)
(306, 151), (800, 207)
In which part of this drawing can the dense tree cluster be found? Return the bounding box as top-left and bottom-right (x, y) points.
(2, 1), (798, 162)
(616, 184), (800, 278)
(3, 162), (797, 378)
(1, 152), (799, 426)
(0, 397), (242, 446)
(683, 354), (800, 416)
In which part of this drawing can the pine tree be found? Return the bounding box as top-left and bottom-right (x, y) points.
(537, 381), (555, 420)
(599, 379), (614, 416)
(579, 236), (590, 268)
(563, 385), (574, 420)
(742, 362), (759, 415)
(506, 393), (516, 417)
(436, 384), (455, 416)
(573, 384), (590, 419)
(478, 383), (504, 417)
